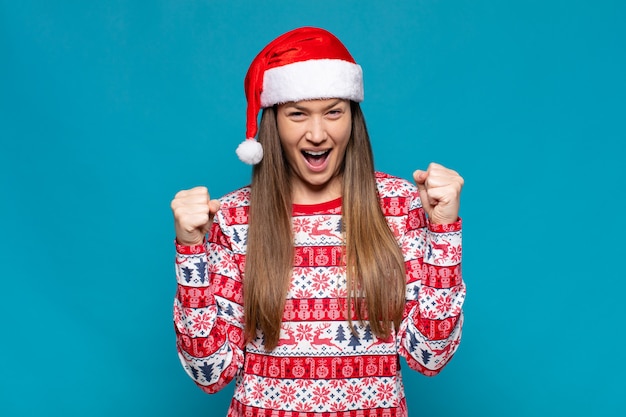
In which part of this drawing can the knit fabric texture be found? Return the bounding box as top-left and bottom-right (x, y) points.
(174, 172), (465, 416)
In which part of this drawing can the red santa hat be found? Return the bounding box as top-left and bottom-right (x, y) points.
(236, 27), (364, 165)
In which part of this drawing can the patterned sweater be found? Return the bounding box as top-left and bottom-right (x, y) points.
(174, 172), (465, 417)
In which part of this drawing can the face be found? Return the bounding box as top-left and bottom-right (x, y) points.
(276, 98), (352, 203)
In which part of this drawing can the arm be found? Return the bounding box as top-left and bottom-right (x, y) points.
(171, 187), (245, 393)
(397, 200), (465, 375)
(174, 219), (245, 393)
(397, 163), (466, 376)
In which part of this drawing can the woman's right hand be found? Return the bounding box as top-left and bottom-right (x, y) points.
(171, 186), (221, 246)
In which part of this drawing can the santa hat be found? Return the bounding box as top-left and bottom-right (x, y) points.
(236, 27), (364, 165)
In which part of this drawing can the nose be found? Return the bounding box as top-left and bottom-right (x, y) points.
(305, 116), (327, 143)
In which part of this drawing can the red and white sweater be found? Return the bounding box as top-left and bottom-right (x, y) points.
(174, 172), (465, 417)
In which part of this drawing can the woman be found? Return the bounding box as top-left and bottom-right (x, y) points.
(171, 27), (465, 416)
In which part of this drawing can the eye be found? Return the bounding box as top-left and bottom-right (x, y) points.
(287, 111), (306, 120)
(326, 108), (343, 119)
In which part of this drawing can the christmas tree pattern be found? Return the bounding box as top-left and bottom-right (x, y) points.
(347, 326), (362, 351)
(411, 285), (419, 298)
(199, 361), (214, 382)
(223, 303), (234, 317)
(407, 331), (420, 353)
(190, 364), (200, 381)
(335, 324), (347, 343)
(335, 218), (343, 233)
(363, 324), (374, 343)
(194, 260), (207, 284)
(181, 266), (193, 283)
(232, 228), (241, 244)
(173, 173), (465, 415)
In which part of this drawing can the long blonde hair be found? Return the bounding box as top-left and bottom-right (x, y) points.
(244, 102), (406, 350)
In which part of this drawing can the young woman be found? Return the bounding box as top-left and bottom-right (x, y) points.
(171, 27), (465, 417)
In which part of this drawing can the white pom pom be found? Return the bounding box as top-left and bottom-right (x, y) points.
(236, 139), (263, 165)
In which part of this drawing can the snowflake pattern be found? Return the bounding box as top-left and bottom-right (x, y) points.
(293, 217), (311, 233)
(450, 244), (462, 263)
(296, 323), (314, 342)
(173, 173), (465, 416)
(191, 312), (212, 334)
(435, 294), (452, 315)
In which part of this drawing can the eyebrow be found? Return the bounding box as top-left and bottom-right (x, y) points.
(286, 99), (345, 111)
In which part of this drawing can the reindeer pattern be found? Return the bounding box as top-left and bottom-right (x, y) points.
(174, 173), (465, 416)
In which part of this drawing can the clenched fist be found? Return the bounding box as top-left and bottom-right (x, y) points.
(171, 186), (221, 246)
(413, 163), (464, 225)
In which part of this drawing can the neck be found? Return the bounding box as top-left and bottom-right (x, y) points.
(291, 176), (342, 205)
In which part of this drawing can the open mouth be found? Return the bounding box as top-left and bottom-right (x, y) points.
(302, 149), (330, 168)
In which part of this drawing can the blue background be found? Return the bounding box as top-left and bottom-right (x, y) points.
(1, 1), (625, 416)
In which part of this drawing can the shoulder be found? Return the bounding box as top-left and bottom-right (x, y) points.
(375, 171), (417, 198)
(216, 186), (251, 227)
(218, 186), (251, 208)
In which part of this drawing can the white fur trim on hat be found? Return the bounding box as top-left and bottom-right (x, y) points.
(260, 59), (363, 107)
(236, 139), (264, 165)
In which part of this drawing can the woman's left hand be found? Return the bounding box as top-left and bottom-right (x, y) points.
(413, 163), (464, 225)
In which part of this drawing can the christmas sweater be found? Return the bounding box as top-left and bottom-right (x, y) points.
(174, 172), (465, 417)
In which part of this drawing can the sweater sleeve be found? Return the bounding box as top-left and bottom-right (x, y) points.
(396, 188), (465, 376)
(173, 216), (245, 394)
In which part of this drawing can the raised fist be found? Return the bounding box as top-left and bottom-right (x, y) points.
(171, 186), (221, 246)
(413, 163), (464, 225)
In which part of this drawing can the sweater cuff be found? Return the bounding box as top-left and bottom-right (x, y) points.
(175, 239), (206, 255)
(427, 217), (462, 233)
